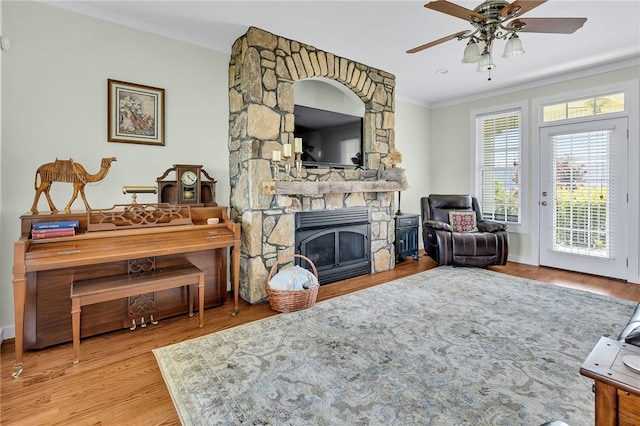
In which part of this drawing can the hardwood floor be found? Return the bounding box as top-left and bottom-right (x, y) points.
(2, 253), (639, 425)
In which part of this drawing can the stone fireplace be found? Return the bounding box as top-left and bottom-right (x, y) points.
(228, 27), (406, 304)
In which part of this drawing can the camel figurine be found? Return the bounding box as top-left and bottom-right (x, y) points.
(30, 157), (117, 214)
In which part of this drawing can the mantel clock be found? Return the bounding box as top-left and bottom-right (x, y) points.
(156, 164), (217, 205)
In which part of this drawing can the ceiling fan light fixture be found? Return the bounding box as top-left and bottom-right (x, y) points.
(476, 51), (496, 73)
(461, 39), (481, 63)
(502, 33), (525, 58)
(408, 0), (588, 81)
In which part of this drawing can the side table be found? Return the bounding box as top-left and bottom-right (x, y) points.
(395, 213), (420, 263)
(580, 336), (640, 426)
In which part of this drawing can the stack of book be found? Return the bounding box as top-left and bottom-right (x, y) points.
(31, 220), (79, 239)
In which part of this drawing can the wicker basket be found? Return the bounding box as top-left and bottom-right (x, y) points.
(266, 254), (319, 313)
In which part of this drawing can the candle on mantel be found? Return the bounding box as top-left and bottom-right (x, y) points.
(272, 150), (281, 162)
(294, 137), (303, 154)
(283, 143), (292, 157)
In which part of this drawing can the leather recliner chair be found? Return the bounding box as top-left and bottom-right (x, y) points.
(420, 194), (509, 267)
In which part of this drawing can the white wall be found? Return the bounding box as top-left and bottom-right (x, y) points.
(0, 1), (432, 339)
(395, 101), (430, 219)
(294, 79), (364, 116)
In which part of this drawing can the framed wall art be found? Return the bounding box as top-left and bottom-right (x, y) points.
(108, 79), (165, 146)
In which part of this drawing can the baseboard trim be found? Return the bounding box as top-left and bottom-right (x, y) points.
(1, 325), (16, 343)
(507, 255), (537, 266)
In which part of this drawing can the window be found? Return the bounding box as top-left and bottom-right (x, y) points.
(542, 92), (625, 122)
(550, 129), (614, 258)
(475, 108), (523, 226)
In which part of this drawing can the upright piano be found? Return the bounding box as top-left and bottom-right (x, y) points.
(12, 204), (240, 378)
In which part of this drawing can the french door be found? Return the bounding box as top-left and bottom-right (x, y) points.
(539, 118), (628, 279)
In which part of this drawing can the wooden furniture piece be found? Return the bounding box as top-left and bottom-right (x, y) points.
(12, 205), (240, 378)
(71, 263), (205, 364)
(580, 336), (640, 426)
(156, 164), (217, 205)
(394, 213), (420, 263)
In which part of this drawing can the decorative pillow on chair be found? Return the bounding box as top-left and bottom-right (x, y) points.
(448, 211), (479, 233)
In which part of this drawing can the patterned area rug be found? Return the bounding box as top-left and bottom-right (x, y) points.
(153, 267), (636, 425)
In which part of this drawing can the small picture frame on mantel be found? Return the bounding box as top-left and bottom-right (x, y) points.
(108, 79), (165, 146)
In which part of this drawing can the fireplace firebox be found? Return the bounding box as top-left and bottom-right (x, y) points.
(295, 208), (371, 285)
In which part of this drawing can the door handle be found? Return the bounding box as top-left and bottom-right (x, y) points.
(541, 201), (548, 206)
(541, 191), (547, 196)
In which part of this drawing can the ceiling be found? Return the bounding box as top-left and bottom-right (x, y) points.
(44, 1), (640, 108)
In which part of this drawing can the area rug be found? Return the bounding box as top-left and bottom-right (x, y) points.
(153, 267), (636, 425)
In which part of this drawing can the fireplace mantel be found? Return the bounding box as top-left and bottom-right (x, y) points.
(263, 180), (406, 196)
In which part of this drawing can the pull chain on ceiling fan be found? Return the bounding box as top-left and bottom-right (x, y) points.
(407, 0), (587, 80)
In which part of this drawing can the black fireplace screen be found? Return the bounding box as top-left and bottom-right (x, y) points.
(295, 208), (371, 285)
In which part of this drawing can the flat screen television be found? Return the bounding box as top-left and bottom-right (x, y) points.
(293, 105), (364, 169)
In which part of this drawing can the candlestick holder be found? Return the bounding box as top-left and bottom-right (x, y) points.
(282, 152), (292, 181)
(283, 161), (291, 181)
(294, 153), (302, 181)
(272, 159), (281, 181)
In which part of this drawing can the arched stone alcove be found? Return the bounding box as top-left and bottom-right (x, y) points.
(228, 26), (402, 303)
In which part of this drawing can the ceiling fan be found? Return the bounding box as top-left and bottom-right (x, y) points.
(407, 0), (587, 77)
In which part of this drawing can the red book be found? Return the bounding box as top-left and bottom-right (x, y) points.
(31, 228), (76, 239)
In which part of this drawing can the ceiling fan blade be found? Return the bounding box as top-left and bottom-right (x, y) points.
(508, 17), (587, 34)
(425, 1), (486, 22)
(406, 30), (470, 54)
(501, 0), (548, 19)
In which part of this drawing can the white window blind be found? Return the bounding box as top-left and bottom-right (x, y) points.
(476, 110), (521, 224)
(550, 129), (613, 258)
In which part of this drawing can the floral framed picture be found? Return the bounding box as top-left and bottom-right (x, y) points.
(108, 79), (165, 146)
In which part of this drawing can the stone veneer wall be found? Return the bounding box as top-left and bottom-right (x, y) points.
(228, 27), (399, 303)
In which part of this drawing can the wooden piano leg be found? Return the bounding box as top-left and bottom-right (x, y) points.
(12, 275), (26, 378)
(198, 273), (205, 328)
(71, 298), (81, 364)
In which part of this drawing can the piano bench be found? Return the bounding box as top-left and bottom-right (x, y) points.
(70, 264), (205, 364)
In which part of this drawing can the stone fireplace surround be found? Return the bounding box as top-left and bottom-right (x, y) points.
(228, 27), (406, 304)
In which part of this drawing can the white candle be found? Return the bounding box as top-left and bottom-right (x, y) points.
(294, 138), (303, 153)
(283, 143), (292, 157)
(272, 150), (281, 162)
